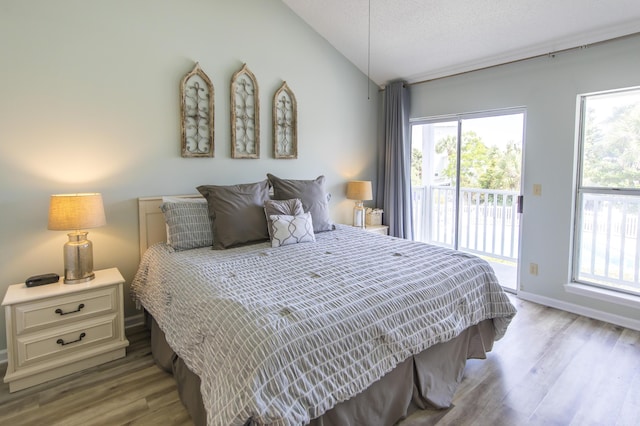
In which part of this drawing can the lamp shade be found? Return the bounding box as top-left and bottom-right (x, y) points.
(48, 193), (107, 231)
(346, 181), (373, 201)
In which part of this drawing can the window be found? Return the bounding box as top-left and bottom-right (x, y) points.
(574, 87), (640, 296)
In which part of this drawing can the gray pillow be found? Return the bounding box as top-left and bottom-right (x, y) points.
(266, 173), (335, 233)
(264, 198), (304, 240)
(197, 180), (271, 249)
(160, 199), (213, 251)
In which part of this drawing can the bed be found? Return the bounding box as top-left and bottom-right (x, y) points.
(132, 177), (516, 426)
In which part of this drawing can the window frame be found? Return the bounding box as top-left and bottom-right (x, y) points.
(572, 86), (640, 297)
(410, 107), (525, 255)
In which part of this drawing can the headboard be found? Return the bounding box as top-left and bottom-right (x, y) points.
(138, 195), (203, 258)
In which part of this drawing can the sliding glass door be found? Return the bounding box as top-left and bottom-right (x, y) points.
(411, 109), (525, 291)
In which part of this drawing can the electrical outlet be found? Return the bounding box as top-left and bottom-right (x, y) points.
(529, 263), (539, 276)
(533, 184), (542, 196)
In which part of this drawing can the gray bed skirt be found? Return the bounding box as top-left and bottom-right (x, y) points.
(149, 315), (496, 426)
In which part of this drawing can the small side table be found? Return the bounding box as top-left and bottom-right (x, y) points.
(2, 267), (130, 392)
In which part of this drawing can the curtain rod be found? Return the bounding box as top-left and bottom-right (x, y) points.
(390, 31), (640, 88)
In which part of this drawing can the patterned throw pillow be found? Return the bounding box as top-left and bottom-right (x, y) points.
(264, 198), (304, 239)
(160, 199), (213, 251)
(269, 212), (315, 248)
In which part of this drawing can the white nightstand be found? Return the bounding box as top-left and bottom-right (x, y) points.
(364, 224), (389, 235)
(2, 268), (130, 392)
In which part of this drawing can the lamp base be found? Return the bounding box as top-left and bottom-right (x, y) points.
(63, 231), (95, 284)
(352, 200), (365, 229)
(65, 273), (95, 284)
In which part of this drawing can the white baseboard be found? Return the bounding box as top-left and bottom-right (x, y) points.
(517, 290), (640, 331)
(0, 313), (147, 367)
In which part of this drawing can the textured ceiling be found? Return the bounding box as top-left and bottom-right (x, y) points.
(282, 0), (640, 87)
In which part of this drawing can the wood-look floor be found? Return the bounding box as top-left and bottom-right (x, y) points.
(1, 295), (638, 426)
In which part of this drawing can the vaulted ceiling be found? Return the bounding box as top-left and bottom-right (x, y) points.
(283, 0), (640, 87)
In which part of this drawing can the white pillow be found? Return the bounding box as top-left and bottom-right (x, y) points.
(269, 212), (315, 248)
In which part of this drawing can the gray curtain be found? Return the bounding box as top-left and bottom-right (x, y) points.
(376, 81), (413, 239)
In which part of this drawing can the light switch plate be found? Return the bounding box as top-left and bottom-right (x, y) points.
(533, 184), (542, 196)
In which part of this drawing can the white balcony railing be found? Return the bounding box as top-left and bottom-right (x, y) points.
(412, 186), (640, 293)
(577, 193), (640, 294)
(412, 186), (520, 261)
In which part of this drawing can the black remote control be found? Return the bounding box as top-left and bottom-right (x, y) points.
(26, 273), (60, 287)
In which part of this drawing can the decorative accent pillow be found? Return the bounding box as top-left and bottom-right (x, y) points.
(197, 180), (271, 249)
(264, 198), (304, 239)
(269, 212), (315, 248)
(160, 198), (213, 251)
(266, 173), (335, 233)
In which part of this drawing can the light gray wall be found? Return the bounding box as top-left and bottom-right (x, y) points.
(0, 0), (379, 351)
(410, 34), (640, 325)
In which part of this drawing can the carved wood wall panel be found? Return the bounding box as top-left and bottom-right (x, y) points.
(273, 81), (298, 159)
(180, 63), (214, 157)
(230, 64), (260, 159)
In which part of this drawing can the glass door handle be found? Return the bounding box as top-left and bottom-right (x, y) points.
(517, 195), (524, 213)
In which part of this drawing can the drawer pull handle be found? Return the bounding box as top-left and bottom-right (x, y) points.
(55, 303), (85, 316)
(56, 332), (86, 346)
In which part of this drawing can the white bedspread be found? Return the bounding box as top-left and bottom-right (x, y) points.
(132, 225), (516, 426)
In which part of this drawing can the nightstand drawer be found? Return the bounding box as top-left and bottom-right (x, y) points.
(16, 315), (119, 367)
(14, 287), (118, 335)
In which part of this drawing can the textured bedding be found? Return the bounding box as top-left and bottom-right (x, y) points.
(132, 225), (516, 426)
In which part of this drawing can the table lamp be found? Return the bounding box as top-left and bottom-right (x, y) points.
(48, 193), (106, 284)
(346, 180), (373, 228)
